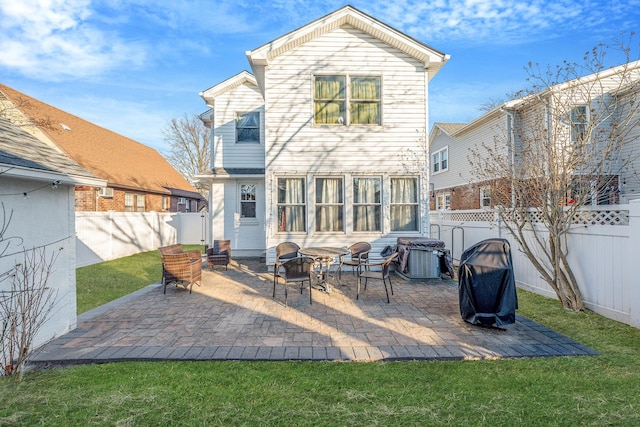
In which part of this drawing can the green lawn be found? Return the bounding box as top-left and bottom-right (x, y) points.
(76, 245), (204, 314)
(2, 248), (639, 426)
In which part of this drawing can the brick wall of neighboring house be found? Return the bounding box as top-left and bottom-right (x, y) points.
(74, 187), (178, 212)
(453, 185), (480, 210)
(75, 187), (97, 211)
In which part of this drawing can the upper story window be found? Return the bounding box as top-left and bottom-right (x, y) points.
(353, 177), (381, 232)
(277, 177), (306, 232)
(315, 177), (344, 232)
(162, 196), (169, 211)
(314, 75), (381, 126)
(236, 111), (260, 143)
(569, 105), (588, 143)
(390, 177), (418, 232)
(240, 183), (257, 219)
(432, 147), (448, 174)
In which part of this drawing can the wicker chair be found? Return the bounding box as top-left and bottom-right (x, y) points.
(161, 252), (202, 294)
(207, 240), (231, 270)
(274, 256), (315, 306)
(357, 252), (398, 303)
(273, 242), (300, 290)
(338, 242), (371, 279)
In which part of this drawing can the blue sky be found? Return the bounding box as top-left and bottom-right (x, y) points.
(1, 0), (639, 153)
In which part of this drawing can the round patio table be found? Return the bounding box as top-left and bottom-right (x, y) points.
(299, 246), (348, 293)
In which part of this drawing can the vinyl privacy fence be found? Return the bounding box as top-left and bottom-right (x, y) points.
(75, 211), (207, 267)
(430, 199), (640, 328)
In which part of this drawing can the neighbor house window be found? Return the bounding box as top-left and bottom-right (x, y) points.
(236, 111), (260, 143)
(436, 192), (451, 210)
(314, 75), (381, 125)
(277, 178), (306, 232)
(432, 147), (448, 173)
(480, 187), (491, 208)
(315, 177), (344, 232)
(162, 196), (169, 211)
(390, 177), (418, 232)
(353, 177), (381, 232)
(570, 105), (588, 143)
(136, 194), (145, 212)
(124, 193), (134, 212)
(240, 183), (256, 219)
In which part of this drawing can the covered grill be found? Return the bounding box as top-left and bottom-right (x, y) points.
(396, 237), (453, 279)
(458, 238), (518, 327)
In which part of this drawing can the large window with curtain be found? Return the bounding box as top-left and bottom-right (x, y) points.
(390, 177), (419, 232)
(277, 178), (306, 232)
(314, 75), (380, 125)
(315, 177), (344, 232)
(353, 177), (381, 232)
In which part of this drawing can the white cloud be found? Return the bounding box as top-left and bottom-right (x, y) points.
(0, 0), (147, 80)
(366, 0), (640, 45)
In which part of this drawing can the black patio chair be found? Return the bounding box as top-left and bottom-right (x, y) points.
(274, 256), (315, 306)
(357, 252), (398, 303)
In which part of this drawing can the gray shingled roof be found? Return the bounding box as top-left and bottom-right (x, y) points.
(0, 117), (99, 181)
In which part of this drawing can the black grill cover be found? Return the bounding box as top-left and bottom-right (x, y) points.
(458, 238), (518, 327)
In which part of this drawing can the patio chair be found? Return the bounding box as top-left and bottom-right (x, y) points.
(159, 245), (202, 287)
(161, 252), (202, 294)
(357, 252), (398, 303)
(207, 239), (231, 270)
(274, 256), (315, 306)
(273, 241), (300, 290)
(338, 242), (371, 279)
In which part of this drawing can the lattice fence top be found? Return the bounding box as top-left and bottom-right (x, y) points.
(430, 207), (629, 226)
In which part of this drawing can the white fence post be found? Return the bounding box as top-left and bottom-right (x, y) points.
(629, 200), (640, 328)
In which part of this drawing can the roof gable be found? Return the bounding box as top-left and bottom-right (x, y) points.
(246, 5), (448, 88)
(199, 71), (258, 103)
(0, 84), (199, 196)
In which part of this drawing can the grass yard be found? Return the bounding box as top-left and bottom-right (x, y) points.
(2, 248), (639, 426)
(76, 245), (204, 314)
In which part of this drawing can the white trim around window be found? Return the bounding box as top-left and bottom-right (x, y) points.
(432, 147), (448, 174)
(239, 182), (258, 222)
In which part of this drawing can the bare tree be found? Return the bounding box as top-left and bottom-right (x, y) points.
(1, 203), (58, 377)
(162, 114), (210, 192)
(469, 39), (640, 311)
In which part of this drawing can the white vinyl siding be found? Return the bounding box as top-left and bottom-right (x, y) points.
(213, 84), (264, 169)
(264, 25), (429, 245)
(264, 26), (428, 173)
(430, 115), (507, 191)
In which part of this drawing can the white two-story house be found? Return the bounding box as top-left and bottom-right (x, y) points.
(429, 61), (640, 211)
(198, 5), (449, 266)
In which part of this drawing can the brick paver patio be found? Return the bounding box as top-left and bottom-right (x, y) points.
(30, 258), (597, 366)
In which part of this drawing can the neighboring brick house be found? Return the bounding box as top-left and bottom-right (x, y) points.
(0, 84), (203, 212)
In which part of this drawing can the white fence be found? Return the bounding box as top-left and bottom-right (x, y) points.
(430, 200), (640, 328)
(76, 211), (207, 267)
